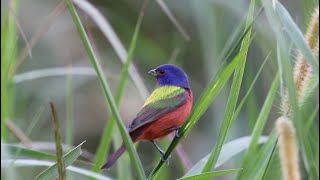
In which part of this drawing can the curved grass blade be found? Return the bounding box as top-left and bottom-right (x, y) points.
(274, 1), (318, 73)
(1, 0), (18, 140)
(1, 144), (56, 161)
(90, 1), (148, 177)
(65, 71), (74, 146)
(2, 158), (112, 180)
(237, 73), (280, 180)
(72, 0), (149, 100)
(183, 136), (268, 177)
(35, 141), (85, 180)
(241, 132), (278, 180)
(260, 139), (278, 180)
(66, 1), (146, 179)
(201, 0), (256, 173)
(155, 0), (190, 41)
(1, 143), (94, 167)
(179, 169), (241, 180)
(5, 120), (32, 148)
(13, 67), (96, 83)
(15, 1), (67, 72)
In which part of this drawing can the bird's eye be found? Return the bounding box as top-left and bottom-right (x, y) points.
(158, 70), (165, 75)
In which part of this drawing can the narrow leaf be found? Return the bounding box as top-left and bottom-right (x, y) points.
(2, 158), (112, 180)
(179, 169), (241, 180)
(237, 73), (280, 180)
(1, 144), (56, 161)
(66, 1), (146, 179)
(244, 132), (278, 179)
(72, 0), (149, 100)
(184, 136), (268, 177)
(35, 141), (85, 180)
(201, 0), (256, 172)
(275, 1), (318, 73)
(91, 1), (148, 176)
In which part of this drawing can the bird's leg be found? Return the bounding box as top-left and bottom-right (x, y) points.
(150, 140), (171, 165)
(150, 140), (165, 154)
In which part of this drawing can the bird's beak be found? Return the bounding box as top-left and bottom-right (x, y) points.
(148, 69), (157, 76)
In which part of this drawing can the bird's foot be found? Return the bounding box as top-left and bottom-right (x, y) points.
(175, 128), (180, 138)
(160, 153), (171, 166)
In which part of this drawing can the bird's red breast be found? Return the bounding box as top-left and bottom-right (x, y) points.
(131, 89), (193, 142)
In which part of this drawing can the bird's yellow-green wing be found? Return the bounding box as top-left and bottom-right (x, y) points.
(143, 86), (185, 108)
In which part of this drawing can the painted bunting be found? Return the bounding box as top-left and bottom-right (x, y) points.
(101, 64), (193, 169)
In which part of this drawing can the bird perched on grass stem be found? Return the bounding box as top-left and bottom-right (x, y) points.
(101, 64), (193, 169)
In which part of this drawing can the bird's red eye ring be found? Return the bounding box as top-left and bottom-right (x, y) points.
(158, 70), (165, 75)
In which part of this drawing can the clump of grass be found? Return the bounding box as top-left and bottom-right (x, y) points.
(276, 116), (300, 180)
(282, 6), (319, 116)
(277, 5), (319, 180)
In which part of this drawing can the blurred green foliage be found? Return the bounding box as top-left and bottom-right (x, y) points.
(1, 0), (318, 179)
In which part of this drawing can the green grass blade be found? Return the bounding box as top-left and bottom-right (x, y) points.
(274, 1), (318, 73)
(3, 158), (112, 180)
(201, 0), (256, 173)
(231, 52), (272, 125)
(90, 1), (147, 177)
(260, 139), (278, 180)
(1, 140), (17, 180)
(66, 1), (146, 179)
(183, 136), (268, 177)
(1, 0), (18, 140)
(245, 68), (259, 130)
(72, 0), (149, 100)
(2, 143), (93, 167)
(65, 74), (75, 180)
(1, 144), (56, 161)
(237, 73), (279, 180)
(65, 72), (74, 146)
(49, 102), (65, 180)
(300, 104), (319, 179)
(305, 105), (319, 134)
(244, 132), (278, 180)
(179, 169), (241, 180)
(35, 141), (85, 180)
(214, 6), (263, 67)
(5, 104), (45, 163)
(155, 0), (190, 41)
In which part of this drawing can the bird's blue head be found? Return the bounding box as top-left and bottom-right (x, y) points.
(148, 64), (190, 89)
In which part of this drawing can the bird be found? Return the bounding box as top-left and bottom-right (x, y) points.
(101, 64), (193, 169)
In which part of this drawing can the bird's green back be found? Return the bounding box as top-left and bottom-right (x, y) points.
(143, 86), (186, 108)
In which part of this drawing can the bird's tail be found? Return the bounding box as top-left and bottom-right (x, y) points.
(101, 144), (126, 169)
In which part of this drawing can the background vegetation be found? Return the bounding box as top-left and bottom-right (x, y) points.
(1, 0), (319, 179)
